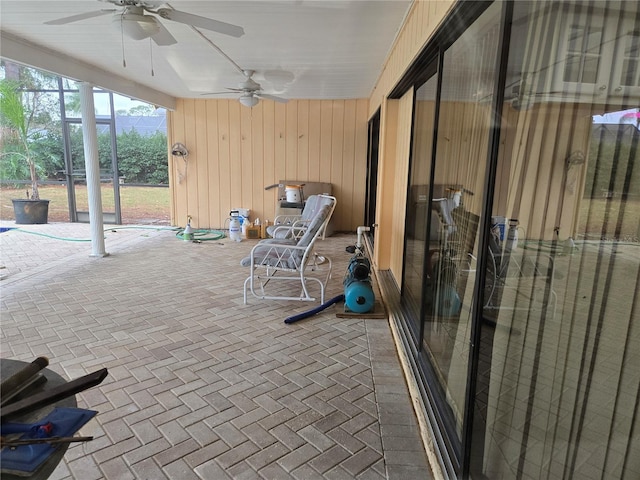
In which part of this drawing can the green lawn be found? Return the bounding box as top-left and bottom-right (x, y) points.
(0, 184), (170, 224)
(577, 197), (640, 242)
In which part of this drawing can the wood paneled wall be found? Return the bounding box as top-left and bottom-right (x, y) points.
(369, 1), (454, 270)
(369, 1), (455, 117)
(374, 100), (398, 271)
(168, 99), (369, 230)
(496, 102), (592, 240)
(389, 90), (415, 281)
(166, 1), (457, 237)
(434, 101), (493, 217)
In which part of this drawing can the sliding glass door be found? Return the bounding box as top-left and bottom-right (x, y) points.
(401, 3), (503, 473)
(395, 1), (639, 478)
(470, 2), (640, 479)
(404, 72), (437, 330)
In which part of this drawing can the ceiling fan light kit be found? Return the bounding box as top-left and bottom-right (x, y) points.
(44, 0), (244, 43)
(114, 13), (160, 40)
(239, 94), (259, 108)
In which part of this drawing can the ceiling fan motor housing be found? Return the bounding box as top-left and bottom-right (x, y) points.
(239, 71), (260, 91)
(241, 79), (260, 91)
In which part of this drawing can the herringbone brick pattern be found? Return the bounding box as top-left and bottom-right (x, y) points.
(0, 223), (432, 479)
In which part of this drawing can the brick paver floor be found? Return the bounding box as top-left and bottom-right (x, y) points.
(0, 222), (432, 479)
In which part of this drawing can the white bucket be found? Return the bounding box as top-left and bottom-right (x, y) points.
(285, 185), (302, 203)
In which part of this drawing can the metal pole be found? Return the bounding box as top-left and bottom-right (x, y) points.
(78, 82), (107, 257)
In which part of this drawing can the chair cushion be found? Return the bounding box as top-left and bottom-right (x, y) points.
(241, 204), (331, 268)
(253, 238), (297, 246)
(266, 224), (305, 239)
(266, 195), (319, 239)
(295, 204), (330, 248)
(240, 247), (301, 269)
(239, 238), (296, 266)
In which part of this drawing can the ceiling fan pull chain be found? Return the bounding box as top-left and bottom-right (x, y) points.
(149, 38), (155, 77)
(120, 15), (127, 68)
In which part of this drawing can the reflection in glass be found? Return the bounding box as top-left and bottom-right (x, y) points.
(563, 24), (603, 83)
(621, 29), (640, 86)
(473, 1), (640, 479)
(420, 3), (501, 440)
(404, 75), (437, 327)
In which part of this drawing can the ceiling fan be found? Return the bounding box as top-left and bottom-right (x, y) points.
(44, 0), (244, 46)
(203, 70), (289, 108)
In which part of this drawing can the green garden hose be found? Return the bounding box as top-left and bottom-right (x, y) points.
(9, 229), (91, 242)
(8, 225), (178, 242)
(6, 225), (225, 242)
(175, 229), (226, 241)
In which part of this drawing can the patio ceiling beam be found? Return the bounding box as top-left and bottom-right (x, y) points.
(0, 31), (176, 110)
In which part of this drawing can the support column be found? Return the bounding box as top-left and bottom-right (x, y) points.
(79, 82), (107, 257)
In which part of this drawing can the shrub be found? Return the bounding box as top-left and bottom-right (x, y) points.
(116, 130), (168, 184)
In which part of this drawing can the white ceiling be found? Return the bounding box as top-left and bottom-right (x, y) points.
(0, 1), (412, 109)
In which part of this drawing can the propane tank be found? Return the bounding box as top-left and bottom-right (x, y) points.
(229, 217), (242, 242)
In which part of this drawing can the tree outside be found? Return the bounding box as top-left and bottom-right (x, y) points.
(0, 69), (62, 199)
(1, 61), (170, 224)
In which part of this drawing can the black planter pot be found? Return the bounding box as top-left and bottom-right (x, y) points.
(12, 199), (50, 224)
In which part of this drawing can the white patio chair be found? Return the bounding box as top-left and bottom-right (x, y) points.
(483, 234), (557, 316)
(242, 198), (336, 304)
(267, 195), (335, 240)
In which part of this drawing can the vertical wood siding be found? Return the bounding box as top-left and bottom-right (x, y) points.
(497, 102), (592, 240)
(374, 99), (399, 270)
(369, 0), (454, 272)
(168, 99), (368, 231)
(389, 89), (415, 282)
(369, 1), (455, 117)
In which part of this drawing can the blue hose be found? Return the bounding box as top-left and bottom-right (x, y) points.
(284, 294), (345, 324)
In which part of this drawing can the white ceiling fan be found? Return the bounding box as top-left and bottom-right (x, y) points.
(203, 70), (289, 108)
(44, 0), (244, 46)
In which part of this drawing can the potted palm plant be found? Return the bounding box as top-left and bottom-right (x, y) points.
(0, 79), (49, 224)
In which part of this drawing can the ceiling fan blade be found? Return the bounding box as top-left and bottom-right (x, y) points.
(151, 21), (177, 46)
(200, 92), (233, 96)
(256, 93), (289, 104)
(156, 8), (244, 38)
(44, 9), (115, 25)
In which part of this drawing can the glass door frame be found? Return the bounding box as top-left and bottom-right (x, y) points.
(62, 117), (122, 224)
(365, 108), (381, 243)
(461, 2), (513, 477)
(400, 51), (467, 477)
(394, 1), (514, 477)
